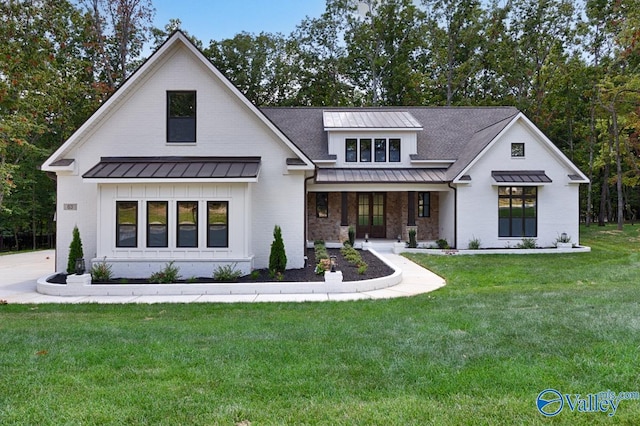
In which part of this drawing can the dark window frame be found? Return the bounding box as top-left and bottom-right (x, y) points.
(167, 91), (196, 143)
(498, 186), (537, 237)
(389, 138), (401, 162)
(345, 138), (357, 162)
(360, 138), (372, 162)
(177, 201), (198, 247)
(116, 201), (138, 248)
(146, 201), (168, 248)
(418, 192), (430, 218)
(207, 201), (229, 248)
(316, 192), (329, 218)
(374, 138), (386, 162)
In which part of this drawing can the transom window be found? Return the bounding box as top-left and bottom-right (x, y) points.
(345, 138), (401, 163)
(167, 91), (196, 142)
(498, 186), (537, 237)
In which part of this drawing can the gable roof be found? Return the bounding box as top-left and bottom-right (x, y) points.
(42, 31), (314, 171)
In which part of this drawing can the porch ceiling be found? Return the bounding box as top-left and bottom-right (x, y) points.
(316, 168), (447, 184)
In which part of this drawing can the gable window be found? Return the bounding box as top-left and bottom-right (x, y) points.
(498, 187), (537, 237)
(389, 138), (401, 162)
(346, 139), (357, 162)
(375, 139), (386, 162)
(177, 201), (198, 247)
(360, 139), (372, 162)
(167, 91), (196, 142)
(116, 201), (138, 247)
(207, 201), (228, 247)
(511, 142), (525, 157)
(316, 192), (329, 218)
(147, 201), (168, 247)
(418, 192), (430, 218)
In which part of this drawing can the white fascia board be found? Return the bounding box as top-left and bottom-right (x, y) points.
(324, 127), (423, 132)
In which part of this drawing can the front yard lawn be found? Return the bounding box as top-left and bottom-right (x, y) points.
(1, 224), (639, 424)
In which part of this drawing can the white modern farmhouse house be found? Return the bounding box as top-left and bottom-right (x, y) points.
(42, 31), (588, 278)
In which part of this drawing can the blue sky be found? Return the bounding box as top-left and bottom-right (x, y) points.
(152, 0), (328, 43)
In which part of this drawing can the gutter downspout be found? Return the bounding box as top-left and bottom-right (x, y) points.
(447, 182), (457, 249)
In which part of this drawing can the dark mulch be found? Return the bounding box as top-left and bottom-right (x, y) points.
(47, 248), (394, 284)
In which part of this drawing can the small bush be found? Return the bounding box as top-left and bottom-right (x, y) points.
(149, 261), (181, 284)
(269, 225), (287, 274)
(67, 226), (84, 274)
(348, 226), (355, 246)
(468, 237), (481, 250)
(436, 239), (450, 249)
(408, 229), (417, 248)
(517, 238), (537, 249)
(357, 262), (368, 275)
(213, 263), (242, 282)
(249, 270), (261, 280)
(90, 257), (113, 282)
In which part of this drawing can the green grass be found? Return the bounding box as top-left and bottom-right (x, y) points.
(1, 224), (639, 424)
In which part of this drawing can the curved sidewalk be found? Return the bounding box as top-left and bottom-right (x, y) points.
(0, 249), (445, 304)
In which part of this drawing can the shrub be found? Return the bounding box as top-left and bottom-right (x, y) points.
(149, 261), (181, 284)
(67, 226), (84, 274)
(249, 270), (261, 280)
(357, 262), (368, 275)
(269, 225), (287, 274)
(436, 239), (449, 249)
(348, 226), (355, 246)
(468, 237), (481, 250)
(212, 263), (242, 282)
(517, 238), (537, 249)
(90, 257), (113, 282)
(408, 229), (417, 248)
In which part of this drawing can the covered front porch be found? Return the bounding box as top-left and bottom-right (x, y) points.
(306, 189), (452, 245)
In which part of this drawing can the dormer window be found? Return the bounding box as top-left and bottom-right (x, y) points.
(344, 137), (402, 163)
(167, 91), (196, 142)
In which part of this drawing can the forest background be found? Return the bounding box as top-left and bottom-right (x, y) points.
(1, 0), (638, 251)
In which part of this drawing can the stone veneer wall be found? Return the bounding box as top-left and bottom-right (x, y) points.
(307, 191), (440, 242)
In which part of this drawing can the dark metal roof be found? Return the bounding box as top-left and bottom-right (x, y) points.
(316, 168), (447, 184)
(50, 159), (75, 167)
(83, 157), (261, 180)
(491, 170), (552, 184)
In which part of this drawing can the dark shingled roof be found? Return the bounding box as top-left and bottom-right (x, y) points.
(260, 107), (520, 179)
(83, 157), (261, 179)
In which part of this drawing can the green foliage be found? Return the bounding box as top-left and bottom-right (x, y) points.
(268, 225), (287, 274)
(408, 229), (417, 248)
(357, 262), (368, 275)
(468, 236), (481, 250)
(348, 225), (355, 246)
(436, 239), (449, 249)
(90, 257), (112, 282)
(149, 261), (181, 284)
(516, 238), (537, 249)
(212, 263), (242, 282)
(66, 226), (84, 274)
(249, 270), (261, 280)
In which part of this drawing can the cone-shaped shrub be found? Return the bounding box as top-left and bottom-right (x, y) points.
(67, 226), (84, 274)
(269, 225), (287, 274)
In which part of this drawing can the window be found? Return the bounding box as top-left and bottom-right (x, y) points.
(375, 139), (386, 162)
(316, 193), (328, 218)
(418, 192), (430, 218)
(346, 139), (357, 162)
(389, 138), (401, 162)
(177, 201), (198, 247)
(511, 142), (525, 157)
(360, 139), (372, 162)
(207, 201), (228, 247)
(167, 91), (196, 142)
(116, 201), (138, 247)
(147, 201), (168, 247)
(498, 187), (537, 237)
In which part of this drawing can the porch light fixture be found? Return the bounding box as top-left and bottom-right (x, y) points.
(330, 255), (337, 272)
(75, 258), (86, 275)
(365, 233), (369, 242)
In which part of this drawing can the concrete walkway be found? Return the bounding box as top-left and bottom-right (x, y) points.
(0, 249), (445, 304)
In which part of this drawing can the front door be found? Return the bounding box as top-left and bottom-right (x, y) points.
(357, 193), (386, 238)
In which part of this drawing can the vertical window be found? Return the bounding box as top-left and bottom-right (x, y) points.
(177, 201), (198, 247)
(316, 192), (328, 218)
(116, 201), (138, 247)
(147, 201), (168, 247)
(418, 192), (430, 218)
(511, 142), (525, 157)
(207, 201), (228, 247)
(389, 139), (401, 162)
(167, 91), (196, 142)
(360, 139), (372, 162)
(346, 138), (357, 162)
(498, 187), (537, 237)
(374, 139), (386, 162)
